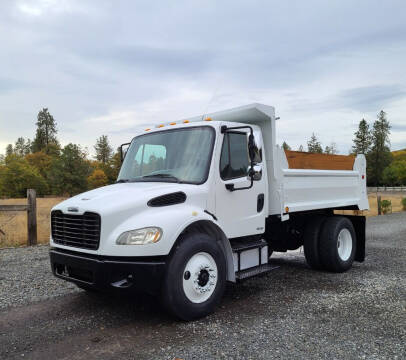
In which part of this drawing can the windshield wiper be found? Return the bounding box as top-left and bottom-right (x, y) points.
(116, 179), (130, 183)
(141, 173), (181, 182)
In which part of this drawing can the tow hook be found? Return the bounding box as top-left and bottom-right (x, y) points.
(111, 274), (134, 288)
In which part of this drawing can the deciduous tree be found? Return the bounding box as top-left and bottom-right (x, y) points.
(26, 151), (52, 179)
(0, 155), (48, 197)
(382, 160), (406, 186)
(88, 169), (108, 189)
(48, 144), (91, 196)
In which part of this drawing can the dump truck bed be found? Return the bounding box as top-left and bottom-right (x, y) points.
(281, 150), (369, 214)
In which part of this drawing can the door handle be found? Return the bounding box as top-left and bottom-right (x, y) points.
(257, 194), (264, 212)
(225, 184), (235, 191)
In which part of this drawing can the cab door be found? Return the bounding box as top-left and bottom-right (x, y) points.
(214, 127), (267, 238)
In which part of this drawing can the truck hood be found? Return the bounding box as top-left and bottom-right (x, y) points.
(52, 182), (206, 216)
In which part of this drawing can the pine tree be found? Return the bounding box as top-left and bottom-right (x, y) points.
(352, 119), (371, 155)
(298, 145), (304, 152)
(307, 133), (323, 153)
(5, 144), (14, 156)
(367, 110), (392, 186)
(325, 142), (338, 154)
(14, 137), (32, 156)
(94, 135), (113, 164)
(32, 108), (58, 153)
(282, 141), (291, 151)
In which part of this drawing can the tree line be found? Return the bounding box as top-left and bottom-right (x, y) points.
(281, 110), (403, 186)
(0, 108), (405, 197)
(0, 108), (121, 197)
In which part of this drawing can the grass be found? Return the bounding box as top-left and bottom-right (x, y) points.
(335, 192), (406, 217)
(0, 193), (405, 248)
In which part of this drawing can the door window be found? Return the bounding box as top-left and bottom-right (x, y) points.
(220, 132), (249, 180)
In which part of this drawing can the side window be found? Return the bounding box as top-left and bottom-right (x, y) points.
(220, 132), (249, 180)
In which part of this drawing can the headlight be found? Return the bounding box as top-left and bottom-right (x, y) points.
(116, 227), (162, 245)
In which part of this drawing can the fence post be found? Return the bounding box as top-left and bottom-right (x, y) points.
(27, 189), (37, 246)
(377, 195), (382, 216)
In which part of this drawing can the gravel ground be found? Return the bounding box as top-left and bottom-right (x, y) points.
(0, 213), (405, 359)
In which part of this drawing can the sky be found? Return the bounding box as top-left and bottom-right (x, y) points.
(1, 0), (406, 156)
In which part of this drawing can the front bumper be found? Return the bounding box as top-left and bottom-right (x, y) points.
(50, 248), (166, 295)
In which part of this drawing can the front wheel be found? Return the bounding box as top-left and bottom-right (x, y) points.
(162, 233), (226, 320)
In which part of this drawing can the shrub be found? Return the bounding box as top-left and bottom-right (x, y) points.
(0, 155), (48, 197)
(401, 198), (406, 211)
(381, 199), (392, 214)
(87, 169), (108, 189)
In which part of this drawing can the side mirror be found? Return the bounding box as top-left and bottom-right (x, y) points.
(248, 133), (262, 164)
(247, 164), (262, 181)
(248, 134), (256, 161)
(120, 142), (131, 162)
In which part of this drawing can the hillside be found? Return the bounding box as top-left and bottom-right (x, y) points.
(392, 149), (406, 161)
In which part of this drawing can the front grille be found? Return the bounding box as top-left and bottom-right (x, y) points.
(51, 210), (101, 250)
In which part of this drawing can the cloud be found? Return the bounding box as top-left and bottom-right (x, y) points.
(1, 0), (406, 155)
(0, 77), (22, 94)
(336, 85), (406, 112)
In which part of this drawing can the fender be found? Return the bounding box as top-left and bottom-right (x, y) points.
(171, 218), (236, 282)
(98, 205), (233, 271)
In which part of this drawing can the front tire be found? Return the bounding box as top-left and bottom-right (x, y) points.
(162, 233), (226, 320)
(319, 216), (356, 273)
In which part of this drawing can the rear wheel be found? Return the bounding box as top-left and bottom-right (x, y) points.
(319, 216), (356, 272)
(162, 233), (226, 320)
(303, 216), (326, 270)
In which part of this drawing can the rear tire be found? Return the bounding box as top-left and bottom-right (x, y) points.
(319, 216), (356, 273)
(303, 216), (326, 270)
(162, 233), (226, 321)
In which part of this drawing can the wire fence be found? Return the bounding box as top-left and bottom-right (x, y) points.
(368, 186), (406, 193)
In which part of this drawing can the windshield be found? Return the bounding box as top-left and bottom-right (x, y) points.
(117, 126), (215, 184)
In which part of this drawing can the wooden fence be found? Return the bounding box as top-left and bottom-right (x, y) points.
(0, 189), (37, 246)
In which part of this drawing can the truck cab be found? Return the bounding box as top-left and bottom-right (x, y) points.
(50, 103), (368, 320)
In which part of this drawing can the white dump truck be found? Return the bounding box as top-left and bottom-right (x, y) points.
(50, 103), (369, 320)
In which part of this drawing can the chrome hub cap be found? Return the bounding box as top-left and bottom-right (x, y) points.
(183, 252), (218, 303)
(337, 228), (352, 261)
